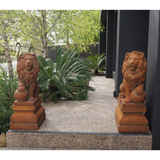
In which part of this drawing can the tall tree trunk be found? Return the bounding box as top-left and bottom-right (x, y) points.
(66, 24), (70, 51)
(41, 36), (47, 58)
(3, 35), (14, 78)
(41, 10), (48, 59)
(66, 35), (70, 51)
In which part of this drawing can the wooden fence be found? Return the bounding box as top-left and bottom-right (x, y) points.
(48, 43), (99, 62)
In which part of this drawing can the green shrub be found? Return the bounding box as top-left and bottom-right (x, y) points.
(0, 66), (18, 134)
(37, 48), (95, 102)
(75, 90), (88, 100)
(87, 53), (106, 74)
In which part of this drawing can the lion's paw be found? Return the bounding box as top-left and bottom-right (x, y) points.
(18, 86), (26, 92)
(34, 93), (39, 98)
(123, 98), (131, 103)
(135, 88), (144, 95)
(119, 92), (125, 98)
(28, 97), (35, 101)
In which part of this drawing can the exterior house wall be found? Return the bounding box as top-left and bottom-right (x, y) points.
(99, 10), (160, 149)
(114, 10), (149, 98)
(145, 10), (160, 150)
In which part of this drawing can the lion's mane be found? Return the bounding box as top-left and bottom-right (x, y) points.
(122, 51), (147, 90)
(17, 52), (39, 86)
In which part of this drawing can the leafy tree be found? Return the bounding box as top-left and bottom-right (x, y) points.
(0, 10), (27, 72)
(0, 10), (19, 78)
(16, 10), (63, 58)
(0, 10), (103, 64)
(57, 10), (102, 52)
(16, 10), (102, 58)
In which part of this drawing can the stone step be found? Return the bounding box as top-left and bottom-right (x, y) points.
(6, 130), (152, 150)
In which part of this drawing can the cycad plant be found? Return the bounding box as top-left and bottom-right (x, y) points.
(37, 48), (95, 102)
(87, 53), (106, 75)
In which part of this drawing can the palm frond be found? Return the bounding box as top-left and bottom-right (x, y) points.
(87, 53), (106, 73)
(37, 48), (95, 102)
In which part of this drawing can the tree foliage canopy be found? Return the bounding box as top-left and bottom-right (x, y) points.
(17, 10), (101, 56)
(0, 10), (103, 75)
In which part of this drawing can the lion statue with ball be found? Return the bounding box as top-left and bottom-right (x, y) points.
(14, 52), (40, 102)
(119, 51), (147, 103)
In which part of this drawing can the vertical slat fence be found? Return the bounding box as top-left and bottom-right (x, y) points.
(48, 43), (99, 62)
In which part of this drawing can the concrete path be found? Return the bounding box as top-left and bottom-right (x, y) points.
(38, 76), (118, 133)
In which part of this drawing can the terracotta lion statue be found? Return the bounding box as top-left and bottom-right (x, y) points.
(119, 51), (147, 103)
(14, 52), (40, 101)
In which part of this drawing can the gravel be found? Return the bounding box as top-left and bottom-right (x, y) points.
(37, 76), (118, 133)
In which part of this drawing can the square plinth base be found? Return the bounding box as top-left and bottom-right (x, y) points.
(10, 97), (46, 130)
(10, 113), (46, 130)
(115, 111), (149, 133)
(115, 97), (149, 133)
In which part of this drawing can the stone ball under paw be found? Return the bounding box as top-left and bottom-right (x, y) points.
(130, 89), (146, 103)
(14, 89), (29, 102)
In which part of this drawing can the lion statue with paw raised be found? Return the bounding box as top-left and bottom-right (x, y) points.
(119, 51), (147, 103)
(14, 52), (40, 101)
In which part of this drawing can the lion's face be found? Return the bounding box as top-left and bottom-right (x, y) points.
(23, 55), (34, 71)
(122, 51), (147, 89)
(127, 54), (140, 74)
(17, 52), (39, 82)
(124, 51), (146, 75)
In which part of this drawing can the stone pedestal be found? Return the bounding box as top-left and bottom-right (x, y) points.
(115, 97), (149, 133)
(10, 97), (46, 130)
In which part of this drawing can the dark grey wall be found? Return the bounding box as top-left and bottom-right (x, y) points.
(99, 27), (106, 56)
(145, 10), (160, 150)
(99, 10), (107, 68)
(106, 10), (115, 78)
(115, 10), (149, 97)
